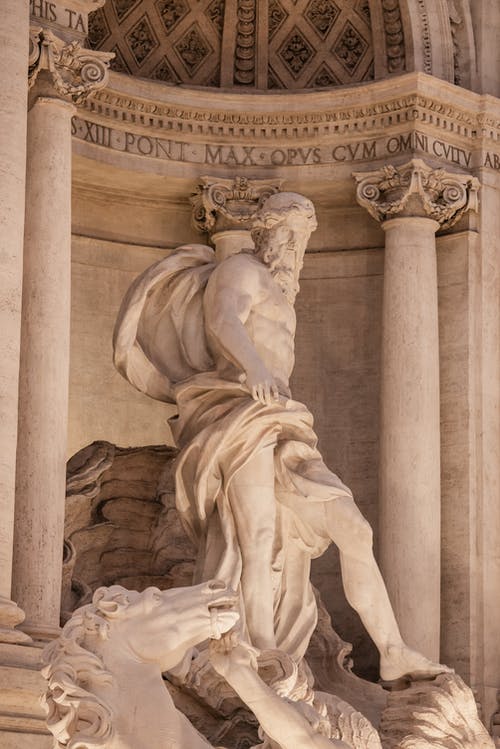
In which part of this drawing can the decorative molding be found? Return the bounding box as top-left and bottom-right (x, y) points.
(353, 158), (480, 229)
(234, 0), (256, 85)
(82, 82), (500, 144)
(416, 0), (432, 74)
(447, 0), (462, 86)
(190, 176), (282, 233)
(381, 0), (405, 73)
(29, 27), (113, 104)
(0, 596), (32, 644)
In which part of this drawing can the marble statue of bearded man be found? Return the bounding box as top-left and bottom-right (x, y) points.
(113, 192), (448, 681)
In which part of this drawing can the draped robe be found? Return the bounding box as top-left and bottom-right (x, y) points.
(114, 245), (352, 660)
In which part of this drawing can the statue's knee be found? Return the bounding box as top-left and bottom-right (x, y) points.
(341, 513), (373, 554)
(357, 516), (373, 548)
(329, 501), (373, 552)
(241, 528), (274, 563)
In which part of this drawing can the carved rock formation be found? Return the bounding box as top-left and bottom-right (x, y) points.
(380, 674), (495, 749)
(63, 440), (195, 618)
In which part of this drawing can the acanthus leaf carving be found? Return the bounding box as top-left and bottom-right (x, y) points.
(353, 158), (480, 230)
(29, 27), (114, 105)
(190, 176), (282, 234)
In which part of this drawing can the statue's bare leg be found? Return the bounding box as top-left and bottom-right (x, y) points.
(301, 497), (451, 681)
(228, 446), (277, 650)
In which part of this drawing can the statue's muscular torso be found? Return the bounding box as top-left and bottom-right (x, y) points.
(204, 253), (296, 395)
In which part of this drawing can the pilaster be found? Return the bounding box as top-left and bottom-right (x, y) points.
(11, 7), (112, 641)
(0, 0), (32, 646)
(354, 159), (479, 660)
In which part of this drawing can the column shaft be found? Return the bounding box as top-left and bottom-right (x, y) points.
(379, 216), (441, 660)
(211, 230), (254, 261)
(12, 97), (74, 637)
(0, 1), (29, 606)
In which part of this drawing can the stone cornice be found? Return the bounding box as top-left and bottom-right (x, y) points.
(72, 72), (500, 178)
(82, 72), (500, 143)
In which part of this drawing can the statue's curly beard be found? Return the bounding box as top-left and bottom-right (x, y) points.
(270, 266), (299, 304)
(256, 232), (301, 304)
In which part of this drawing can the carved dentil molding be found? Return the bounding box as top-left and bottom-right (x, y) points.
(29, 26), (113, 105)
(190, 176), (282, 234)
(354, 158), (480, 229)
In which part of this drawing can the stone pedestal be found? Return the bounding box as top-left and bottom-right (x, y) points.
(11, 22), (111, 640)
(354, 159), (479, 660)
(0, 642), (51, 747)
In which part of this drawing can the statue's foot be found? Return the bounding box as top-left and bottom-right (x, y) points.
(380, 643), (454, 682)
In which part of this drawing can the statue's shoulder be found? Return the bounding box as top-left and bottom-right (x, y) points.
(211, 252), (265, 287)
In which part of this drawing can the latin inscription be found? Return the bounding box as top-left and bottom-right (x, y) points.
(484, 152), (500, 170)
(30, 0), (87, 33)
(72, 118), (493, 170)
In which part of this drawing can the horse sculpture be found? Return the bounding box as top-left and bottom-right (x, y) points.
(42, 581), (352, 749)
(42, 580), (239, 749)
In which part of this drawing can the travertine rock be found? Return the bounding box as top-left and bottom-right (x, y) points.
(63, 440), (193, 617)
(379, 674), (495, 749)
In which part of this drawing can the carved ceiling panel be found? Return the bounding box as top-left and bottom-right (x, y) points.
(88, 0), (375, 89)
(269, 0), (373, 88)
(88, 0), (223, 84)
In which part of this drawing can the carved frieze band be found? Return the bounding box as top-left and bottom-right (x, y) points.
(191, 176), (282, 233)
(29, 26), (113, 104)
(354, 158), (480, 229)
(83, 82), (499, 141)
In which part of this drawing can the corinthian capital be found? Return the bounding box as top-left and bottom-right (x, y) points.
(190, 176), (282, 234)
(29, 27), (113, 105)
(353, 159), (480, 230)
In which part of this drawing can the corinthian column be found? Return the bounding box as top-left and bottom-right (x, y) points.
(12, 21), (112, 639)
(0, 0), (31, 644)
(354, 159), (479, 660)
(191, 176), (282, 260)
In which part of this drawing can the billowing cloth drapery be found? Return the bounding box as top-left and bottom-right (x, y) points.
(113, 245), (352, 659)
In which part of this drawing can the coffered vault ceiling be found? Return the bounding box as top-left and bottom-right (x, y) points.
(88, 0), (376, 89)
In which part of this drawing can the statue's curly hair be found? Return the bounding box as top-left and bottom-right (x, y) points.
(41, 587), (131, 748)
(251, 191), (317, 267)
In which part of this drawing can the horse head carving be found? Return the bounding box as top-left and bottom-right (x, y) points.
(42, 580), (239, 749)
